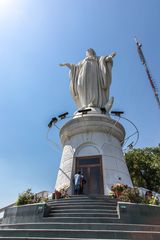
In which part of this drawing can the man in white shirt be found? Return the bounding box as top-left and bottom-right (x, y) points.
(74, 171), (81, 195)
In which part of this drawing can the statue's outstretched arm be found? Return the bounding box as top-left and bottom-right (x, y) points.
(59, 63), (73, 69)
(105, 52), (116, 62)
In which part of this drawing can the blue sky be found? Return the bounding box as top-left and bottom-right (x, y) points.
(0, 0), (160, 208)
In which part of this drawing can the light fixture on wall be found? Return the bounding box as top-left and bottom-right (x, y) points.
(111, 111), (124, 117)
(48, 117), (58, 128)
(78, 108), (92, 114)
(58, 112), (69, 120)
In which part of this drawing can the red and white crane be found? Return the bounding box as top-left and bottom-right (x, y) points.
(135, 37), (160, 108)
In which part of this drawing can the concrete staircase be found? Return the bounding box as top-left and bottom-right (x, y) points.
(0, 195), (160, 239)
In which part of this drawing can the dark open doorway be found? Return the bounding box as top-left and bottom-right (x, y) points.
(75, 155), (104, 195)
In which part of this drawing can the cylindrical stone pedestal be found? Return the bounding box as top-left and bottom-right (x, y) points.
(55, 114), (133, 195)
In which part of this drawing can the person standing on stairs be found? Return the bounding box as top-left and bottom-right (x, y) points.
(73, 171), (82, 195)
(80, 172), (86, 194)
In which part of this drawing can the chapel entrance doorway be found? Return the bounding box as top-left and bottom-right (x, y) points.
(75, 155), (104, 195)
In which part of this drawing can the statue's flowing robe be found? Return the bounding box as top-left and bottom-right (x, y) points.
(69, 56), (113, 109)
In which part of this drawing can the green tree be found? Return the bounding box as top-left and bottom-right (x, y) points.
(16, 188), (34, 206)
(125, 146), (160, 193)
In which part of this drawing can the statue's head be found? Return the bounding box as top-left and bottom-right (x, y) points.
(86, 48), (96, 57)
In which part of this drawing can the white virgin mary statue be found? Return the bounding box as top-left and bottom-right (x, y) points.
(60, 48), (116, 111)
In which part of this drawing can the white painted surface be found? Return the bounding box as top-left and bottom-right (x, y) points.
(55, 114), (133, 195)
(60, 49), (115, 111)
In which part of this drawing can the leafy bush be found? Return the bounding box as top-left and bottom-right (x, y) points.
(59, 185), (69, 198)
(148, 196), (159, 205)
(110, 184), (127, 198)
(54, 185), (70, 199)
(16, 188), (34, 206)
(111, 183), (127, 195)
(16, 188), (47, 206)
(115, 186), (159, 205)
(118, 187), (143, 203)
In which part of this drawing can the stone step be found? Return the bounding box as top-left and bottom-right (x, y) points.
(67, 194), (111, 198)
(48, 199), (116, 204)
(1, 223), (160, 231)
(0, 238), (131, 240)
(48, 195), (115, 201)
(48, 212), (118, 218)
(49, 204), (117, 210)
(0, 228), (160, 239)
(49, 209), (117, 214)
(48, 201), (117, 206)
(43, 216), (119, 223)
